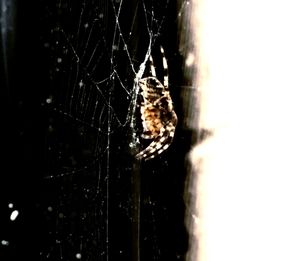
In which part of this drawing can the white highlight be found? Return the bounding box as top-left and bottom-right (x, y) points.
(155, 143), (163, 150)
(162, 144), (169, 150)
(149, 148), (157, 154)
(157, 149), (164, 155)
(8, 203), (13, 209)
(10, 210), (19, 221)
(162, 57), (168, 70)
(159, 136), (166, 143)
(149, 56), (156, 77)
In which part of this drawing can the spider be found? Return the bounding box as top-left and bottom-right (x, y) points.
(136, 46), (178, 161)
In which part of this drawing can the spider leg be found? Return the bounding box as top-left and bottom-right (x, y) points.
(136, 121), (176, 161)
(141, 132), (154, 139)
(160, 46), (169, 89)
(149, 55), (156, 77)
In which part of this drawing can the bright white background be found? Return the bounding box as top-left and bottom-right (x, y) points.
(189, 0), (300, 260)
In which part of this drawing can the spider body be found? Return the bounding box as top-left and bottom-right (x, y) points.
(136, 47), (177, 161)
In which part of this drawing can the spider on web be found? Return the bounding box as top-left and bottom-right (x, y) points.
(136, 46), (178, 161)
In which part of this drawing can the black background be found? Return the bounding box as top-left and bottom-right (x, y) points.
(0, 1), (193, 260)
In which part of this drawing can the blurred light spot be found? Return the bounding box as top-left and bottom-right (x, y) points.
(48, 125), (54, 132)
(57, 57), (62, 63)
(75, 253), (82, 259)
(185, 52), (195, 67)
(46, 97), (52, 104)
(10, 210), (19, 221)
(1, 240), (9, 246)
(8, 203), (13, 209)
(192, 214), (200, 225)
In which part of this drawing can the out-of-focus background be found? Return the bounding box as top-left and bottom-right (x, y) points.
(187, 0), (300, 260)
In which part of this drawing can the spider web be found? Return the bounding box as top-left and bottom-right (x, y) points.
(0, 0), (191, 260)
(43, 0), (169, 175)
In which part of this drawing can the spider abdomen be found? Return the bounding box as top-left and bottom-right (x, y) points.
(142, 107), (163, 137)
(139, 77), (165, 102)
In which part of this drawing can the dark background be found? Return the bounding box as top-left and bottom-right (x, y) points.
(0, 1), (193, 260)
